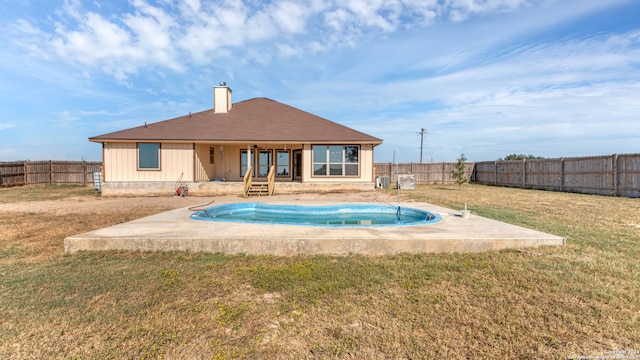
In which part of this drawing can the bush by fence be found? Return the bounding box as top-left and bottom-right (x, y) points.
(0, 160), (102, 187)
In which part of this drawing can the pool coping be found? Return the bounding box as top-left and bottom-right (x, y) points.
(64, 198), (565, 256)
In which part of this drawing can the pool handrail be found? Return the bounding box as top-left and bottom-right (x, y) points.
(267, 165), (275, 195)
(243, 166), (253, 197)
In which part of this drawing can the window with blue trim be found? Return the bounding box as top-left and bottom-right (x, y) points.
(138, 143), (160, 170)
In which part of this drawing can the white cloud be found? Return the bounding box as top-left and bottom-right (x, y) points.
(444, 0), (538, 22)
(8, 19), (52, 59)
(183, 0), (202, 13)
(48, 0), (185, 80)
(0, 123), (15, 131)
(178, 0), (269, 63)
(270, 1), (310, 33)
(9, 0), (549, 81)
(277, 43), (302, 57)
(342, 0), (401, 32)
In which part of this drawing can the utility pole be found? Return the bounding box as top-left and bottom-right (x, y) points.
(417, 128), (427, 163)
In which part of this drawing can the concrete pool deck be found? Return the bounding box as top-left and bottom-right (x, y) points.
(64, 196), (565, 256)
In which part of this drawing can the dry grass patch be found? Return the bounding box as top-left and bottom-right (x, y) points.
(0, 184), (95, 203)
(0, 208), (176, 265)
(0, 184), (639, 359)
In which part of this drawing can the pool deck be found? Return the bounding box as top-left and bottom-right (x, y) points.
(64, 196), (565, 256)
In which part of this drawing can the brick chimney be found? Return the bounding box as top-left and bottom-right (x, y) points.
(213, 81), (232, 113)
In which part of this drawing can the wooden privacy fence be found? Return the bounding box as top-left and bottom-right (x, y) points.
(4, 155), (638, 197)
(474, 154), (640, 198)
(374, 162), (476, 185)
(0, 160), (102, 187)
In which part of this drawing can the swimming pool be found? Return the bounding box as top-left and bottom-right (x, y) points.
(190, 202), (442, 227)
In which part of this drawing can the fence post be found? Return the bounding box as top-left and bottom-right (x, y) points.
(523, 159), (526, 188)
(442, 162), (446, 185)
(494, 161), (498, 186)
(613, 154), (618, 196)
(470, 163), (475, 183)
(82, 160), (87, 186)
(560, 157), (565, 192)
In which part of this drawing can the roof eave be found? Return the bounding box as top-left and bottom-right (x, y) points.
(90, 138), (383, 145)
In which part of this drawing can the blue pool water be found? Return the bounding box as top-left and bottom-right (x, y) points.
(190, 202), (442, 227)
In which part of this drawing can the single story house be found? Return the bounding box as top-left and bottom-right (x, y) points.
(89, 83), (383, 196)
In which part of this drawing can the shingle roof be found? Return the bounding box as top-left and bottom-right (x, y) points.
(89, 97), (382, 144)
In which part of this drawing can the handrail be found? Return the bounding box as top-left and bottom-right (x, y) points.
(267, 165), (275, 195)
(243, 166), (253, 197)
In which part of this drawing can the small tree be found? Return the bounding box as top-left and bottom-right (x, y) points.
(451, 153), (469, 189)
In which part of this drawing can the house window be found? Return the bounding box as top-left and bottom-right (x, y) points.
(138, 143), (160, 170)
(209, 147), (215, 164)
(241, 149), (273, 177)
(276, 150), (290, 177)
(312, 145), (359, 176)
(241, 150), (254, 176)
(258, 150), (272, 177)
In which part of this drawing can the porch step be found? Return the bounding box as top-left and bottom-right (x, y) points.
(246, 183), (269, 196)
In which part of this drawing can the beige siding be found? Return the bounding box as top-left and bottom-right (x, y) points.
(215, 144), (242, 180)
(360, 145), (375, 182)
(103, 143), (135, 181)
(103, 142), (194, 182)
(194, 144), (215, 181)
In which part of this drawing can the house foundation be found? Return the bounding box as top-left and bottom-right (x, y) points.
(100, 181), (376, 197)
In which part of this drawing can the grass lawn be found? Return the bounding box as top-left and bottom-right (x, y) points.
(0, 184), (638, 359)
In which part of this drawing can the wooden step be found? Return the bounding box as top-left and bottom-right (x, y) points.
(246, 183), (269, 196)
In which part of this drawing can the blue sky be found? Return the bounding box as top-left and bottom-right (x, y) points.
(1, 0), (638, 163)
